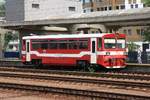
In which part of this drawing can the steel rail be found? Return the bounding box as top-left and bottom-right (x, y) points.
(0, 67), (150, 81)
(0, 82), (149, 100)
(0, 72), (149, 89)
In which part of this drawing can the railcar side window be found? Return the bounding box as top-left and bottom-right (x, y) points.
(49, 40), (58, 49)
(32, 44), (40, 50)
(68, 40), (78, 49)
(98, 38), (102, 48)
(59, 43), (67, 49)
(58, 40), (68, 49)
(41, 43), (48, 49)
(78, 39), (88, 49)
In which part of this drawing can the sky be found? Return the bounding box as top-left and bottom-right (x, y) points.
(0, 0), (4, 3)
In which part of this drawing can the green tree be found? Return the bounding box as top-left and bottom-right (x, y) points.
(0, 1), (5, 17)
(143, 0), (150, 6)
(127, 42), (138, 52)
(143, 27), (150, 42)
(4, 32), (19, 50)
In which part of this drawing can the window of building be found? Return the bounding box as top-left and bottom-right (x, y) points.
(83, 10), (86, 13)
(101, 7), (104, 11)
(136, 29), (141, 35)
(123, 29), (127, 34)
(133, 0), (136, 3)
(131, 4), (134, 8)
(32, 4), (40, 9)
(141, 29), (144, 35)
(96, 0), (102, 2)
(120, 5), (125, 9)
(128, 29), (132, 35)
(92, 31), (95, 34)
(69, 7), (76, 11)
(85, 0), (91, 3)
(97, 8), (100, 11)
(135, 4), (138, 8)
(136, 29), (145, 36)
(109, 6), (112, 10)
(116, 6), (119, 10)
(129, 0), (132, 4)
(104, 7), (107, 11)
(91, 9), (93, 12)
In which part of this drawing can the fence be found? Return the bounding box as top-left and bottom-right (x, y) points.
(127, 51), (148, 63)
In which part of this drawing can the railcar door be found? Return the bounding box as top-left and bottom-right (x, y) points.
(26, 40), (31, 62)
(90, 38), (97, 64)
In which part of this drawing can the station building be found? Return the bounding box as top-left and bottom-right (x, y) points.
(81, 0), (148, 46)
(5, 0), (82, 21)
(82, 0), (144, 13)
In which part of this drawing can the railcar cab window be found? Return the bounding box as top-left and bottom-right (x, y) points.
(104, 38), (116, 49)
(117, 38), (125, 49)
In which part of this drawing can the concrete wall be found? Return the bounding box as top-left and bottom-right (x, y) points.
(5, 0), (24, 21)
(119, 26), (148, 42)
(6, 0), (82, 21)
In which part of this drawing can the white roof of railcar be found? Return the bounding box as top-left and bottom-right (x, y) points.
(23, 33), (112, 40)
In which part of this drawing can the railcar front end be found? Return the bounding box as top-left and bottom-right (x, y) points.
(97, 33), (127, 69)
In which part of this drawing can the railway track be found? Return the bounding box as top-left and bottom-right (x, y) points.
(0, 71), (149, 90)
(0, 82), (150, 100)
(0, 67), (149, 99)
(0, 67), (150, 81)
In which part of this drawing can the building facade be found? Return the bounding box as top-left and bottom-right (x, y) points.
(6, 0), (82, 21)
(82, 0), (143, 13)
(81, 0), (147, 42)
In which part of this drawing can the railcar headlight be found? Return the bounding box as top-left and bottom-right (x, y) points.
(106, 52), (110, 55)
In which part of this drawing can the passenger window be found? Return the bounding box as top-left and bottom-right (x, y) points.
(41, 43), (48, 49)
(49, 40), (58, 49)
(68, 40), (78, 49)
(59, 43), (68, 49)
(32, 44), (40, 50)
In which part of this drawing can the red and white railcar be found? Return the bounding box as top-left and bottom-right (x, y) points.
(22, 33), (127, 69)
